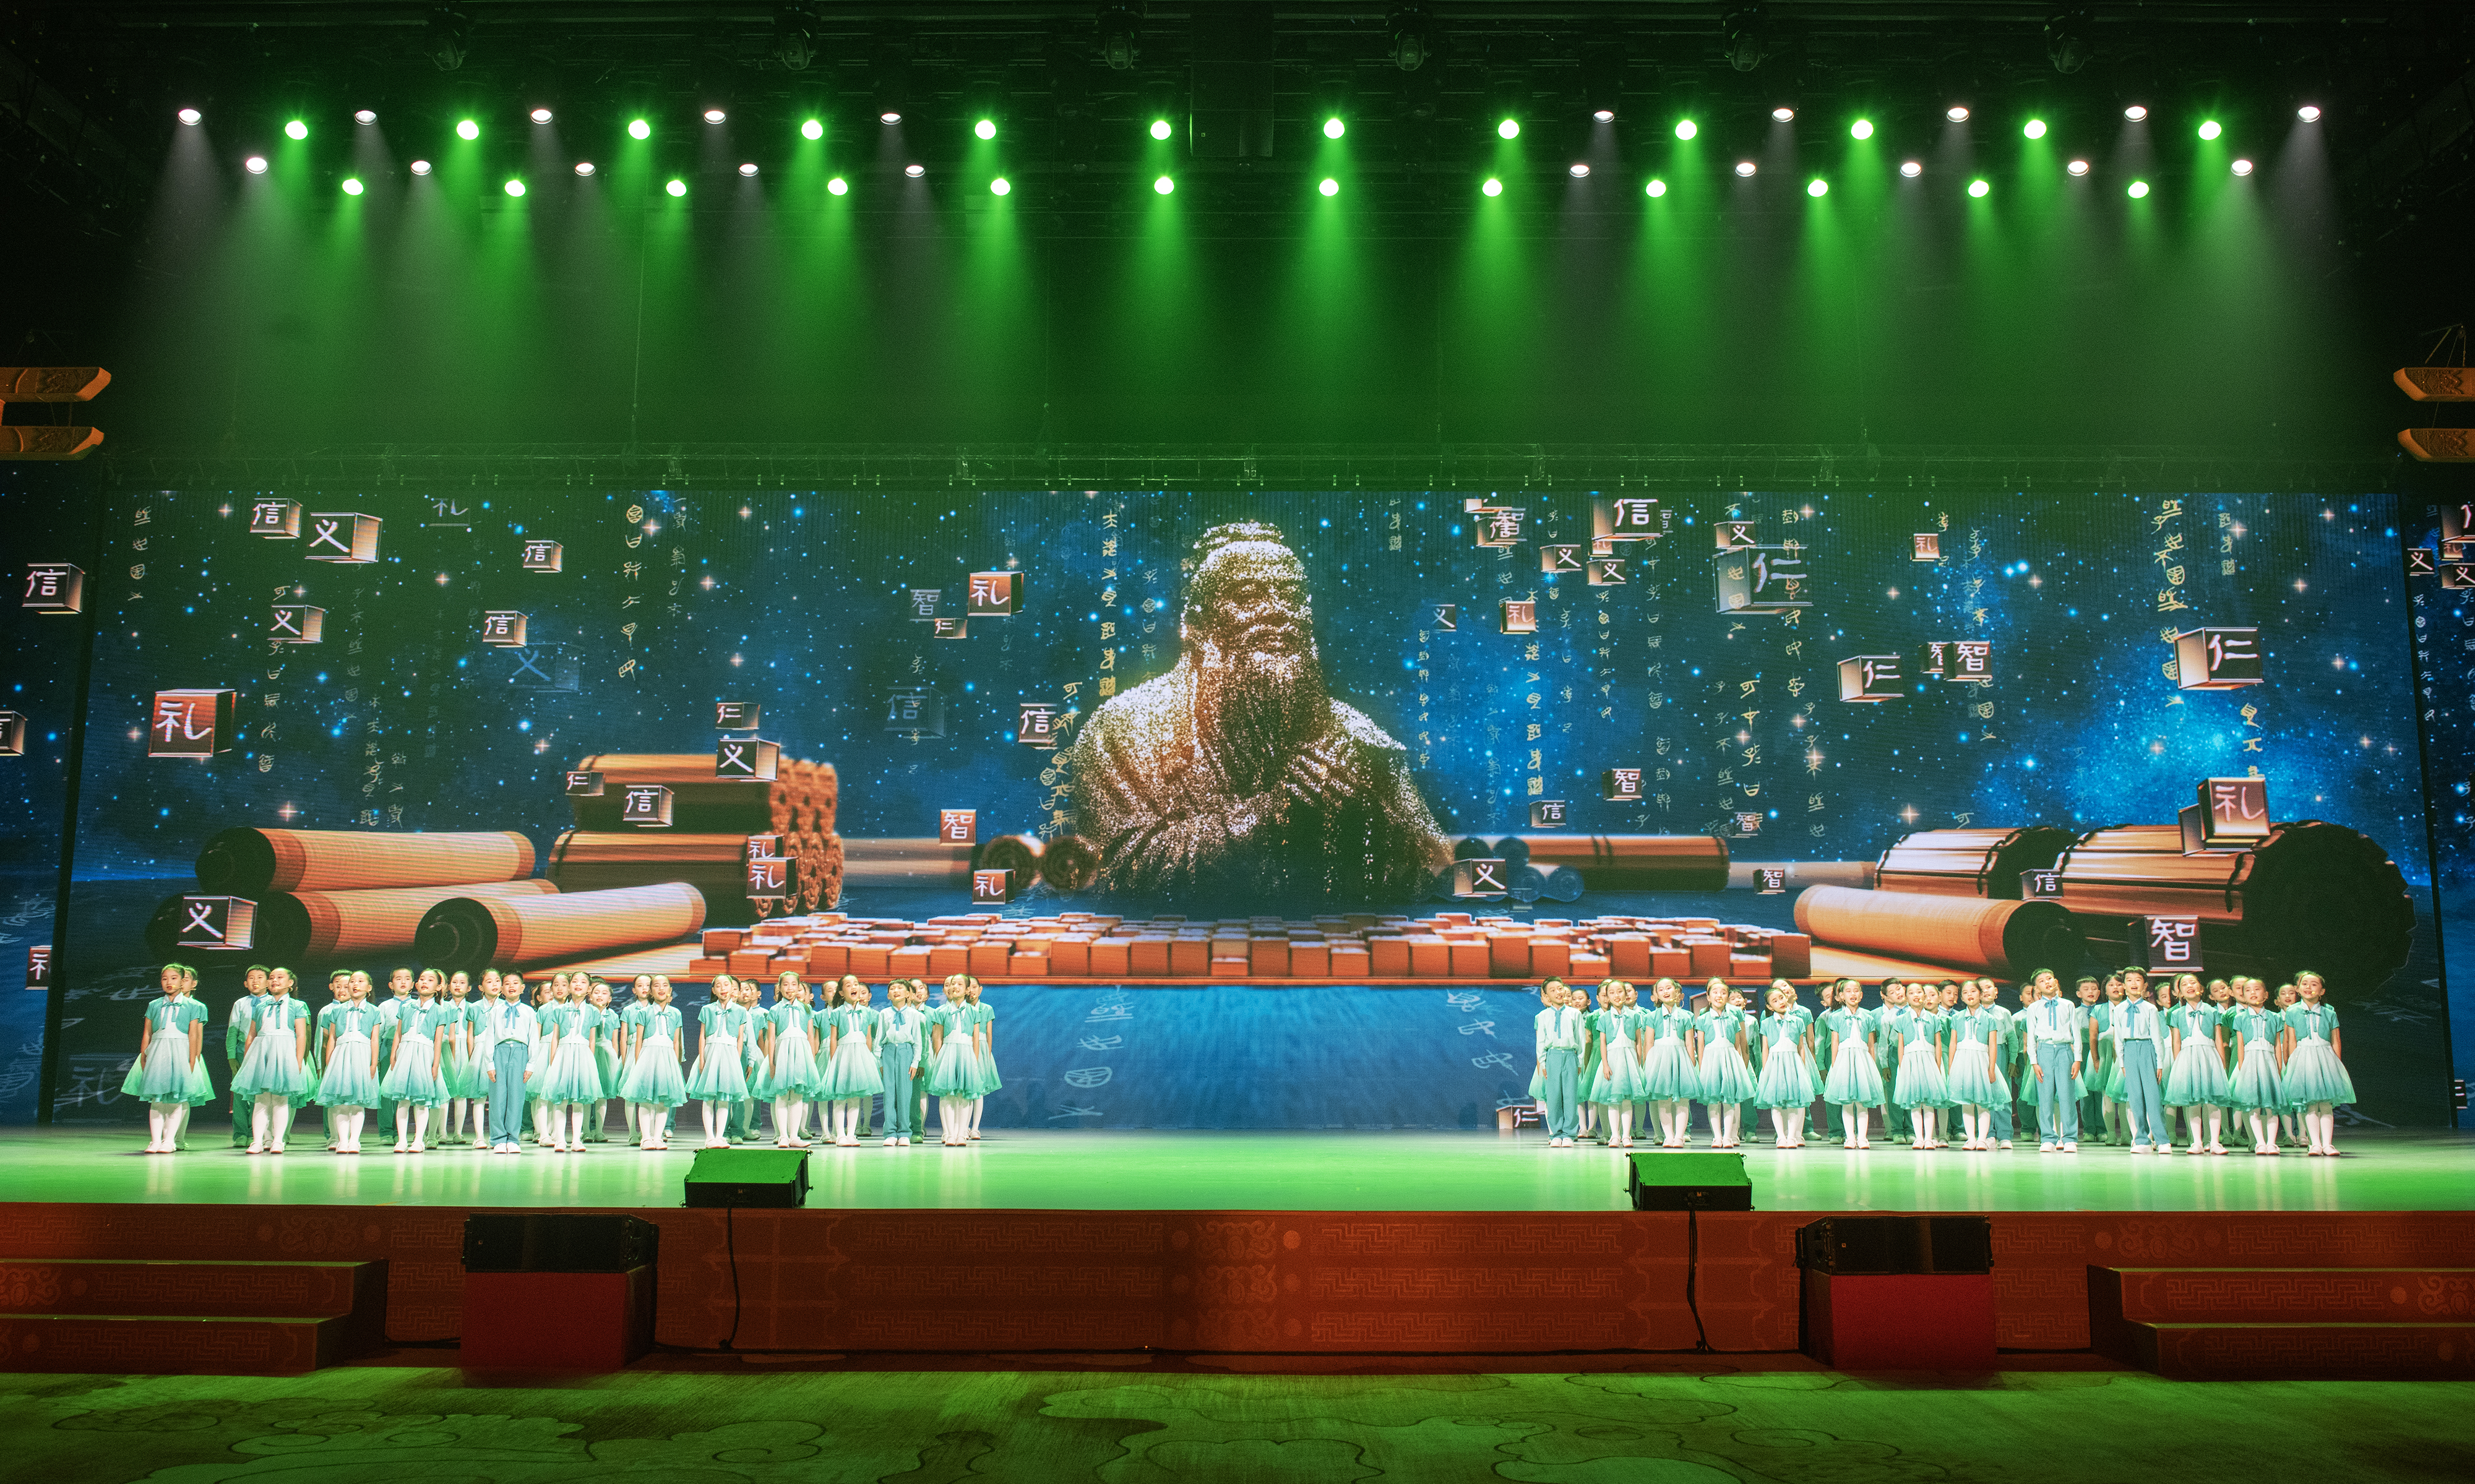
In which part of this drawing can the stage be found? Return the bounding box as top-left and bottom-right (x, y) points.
(4, 1128), (2471, 1214)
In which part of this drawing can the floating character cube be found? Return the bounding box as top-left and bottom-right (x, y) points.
(715, 736), (780, 781)
(25, 944), (51, 989)
(746, 856), (791, 905)
(1017, 701), (1063, 749)
(520, 539), (564, 573)
(745, 833), (781, 862)
(2138, 914), (2202, 974)
(304, 512), (381, 564)
(1451, 857), (1513, 898)
(269, 605), (324, 645)
(1601, 767), (1645, 802)
(1837, 656), (1904, 703)
(1540, 544), (1584, 575)
(248, 499), (302, 539)
(2020, 869), (2064, 899)
(2407, 546), (2438, 576)
(0, 710), (24, 757)
(2170, 627), (2262, 690)
(148, 689), (235, 758)
(967, 570), (1023, 617)
(1948, 639), (1993, 684)
(1715, 545), (1810, 615)
(1757, 867), (1788, 894)
(1528, 798), (1569, 828)
(1734, 812), (1763, 836)
(906, 588), (944, 620)
(175, 894), (257, 951)
(2446, 539), (2474, 563)
(1588, 557), (1627, 586)
(21, 562), (82, 614)
(1592, 496), (1663, 543)
(931, 617), (969, 639)
(1911, 533), (1942, 561)
(971, 868), (1014, 905)
(2197, 776), (2271, 849)
(1431, 603), (1459, 632)
(480, 611), (528, 646)
(715, 701), (761, 730)
(1499, 599), (1538, 635)
(2444, 499), (2475, 548)
(939, 809), (978, 845)
(564, 770), (605, 797)
(1474, 507), (1528, 547)
(1715, 520), (1757, 551)
(2451, 563), (2475, 591)
(621, 784), (674, 826)
(885, 688), (945, 737)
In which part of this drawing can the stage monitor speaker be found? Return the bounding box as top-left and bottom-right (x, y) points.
(1627, 1151), (1753, 1211)
(462, 1213), (660, 1272)
(1795, 1216), (1992, 1274)
(684, 1147), (810, 1208)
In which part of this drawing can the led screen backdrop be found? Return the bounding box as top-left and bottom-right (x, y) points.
(25, 486), (2460, 1127)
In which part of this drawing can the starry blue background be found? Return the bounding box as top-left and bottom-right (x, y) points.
(11, 485), (2460, 1124)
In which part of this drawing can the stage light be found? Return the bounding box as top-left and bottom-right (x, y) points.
(2023, 118), (2046, 139)
(1324, 116), (1345, 139)
(1851, 119), (1873, 140)
(1947, 105), (1970, 122)
(2232, 157), (2254, 176)
(827, 176), (848, 195)
(2298, 103), (2322, 122)
(1149, 118), (1173, 140)
(1675, 118), (1697, 140)
(574, 161), (595, 176)
(353, 109), (376, 125)
(1569, 162), (1590, 178)
(1968, 178), (1989, 197)
(455, 119), (479, 140)
(2124, 104), (2148, 121)
(739, 162), (758, 176)
(1772, 106), (1794, 122)
(801, 119), (823, 140)
(879, 109), (902, 126)
(1593, 108), (1614, 122)
(2127, 179), (2150, 198)
(905, 163), (926, 178)
(1807, 177), (1827, 196)
(1150, 173), (1173, 194)
(1645, 178), (1666, 197)
(975, 118), (997, 140)
(1497, 118), (1520, 140)
(178, 108), (201, 126)
(2198, 119), (2221, 140)
(1734, 160), (1756, 177)
(704, 108), (726, 124)
(2068, 158), (2090, 176)
(504, 178), (524, 197)
(244, 155), (267, 174)
(1319, 176), (1338, 196)
(411, 160), (432, 176)
(341, 178), (363, 195)
(665, 178), (687, 197)
(1481, 177), (1502, 197)
(285, 119), (308, 140)
(991, 176), (1011, 195)
(1900, 160), (1922, 178)
(629, 118), (651, 140)
(530, 107), (552, 124)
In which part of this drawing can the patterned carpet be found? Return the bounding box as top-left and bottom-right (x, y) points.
(6, 1366), (2469, 1483)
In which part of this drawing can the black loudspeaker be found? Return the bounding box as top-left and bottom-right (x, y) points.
(1795, 1216), (1993, 1274)
(462, 1213), (660, 1272)
(1626, 1151), (1754, 1211)
(683, 1147), (810, 1208)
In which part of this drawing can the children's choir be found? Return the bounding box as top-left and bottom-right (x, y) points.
(137, 964), (999, 1156)
(1530, 967), (2359, 1156)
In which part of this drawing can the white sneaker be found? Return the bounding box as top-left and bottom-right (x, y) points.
(1998, 1141), (2013, 1150)
(2061, 1141), (2078, 1152)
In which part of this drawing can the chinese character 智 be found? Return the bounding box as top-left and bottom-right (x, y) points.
(1601, 768), (1644, 802)
(1062, 521), (1450, 901)
(148, 689), (236, 758)
(939, 810), (978, 844)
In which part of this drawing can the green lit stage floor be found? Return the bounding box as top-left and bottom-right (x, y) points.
(1, 1127), (2466, 1212)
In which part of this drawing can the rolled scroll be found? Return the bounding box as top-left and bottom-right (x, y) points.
(570, 753), (838, 834)
(1874, 826), (2078, 899)
(145, 879), (558, 963)
(1794, 885), (2083, 978)
(1515, 835), (1731, 891)
(194, 828), (535, 895)
(1039, 835), (1103, 893)
(415, 883), (707, 971)
(840, 838), (974, 886)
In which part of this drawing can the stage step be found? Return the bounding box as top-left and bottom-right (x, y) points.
(2091, 1266), (2475, 1379)
(0, 1259), (386, 1375)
